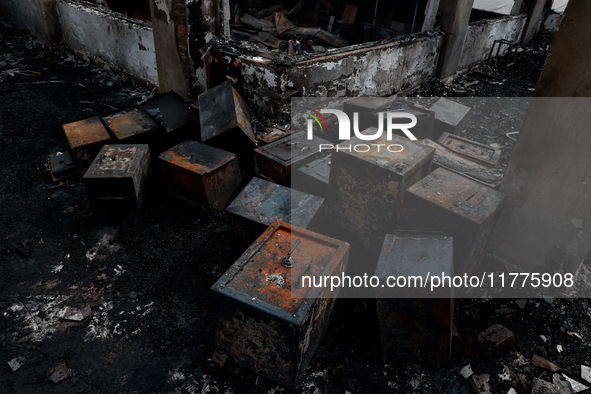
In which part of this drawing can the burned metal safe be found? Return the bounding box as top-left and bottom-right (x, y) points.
(211, 221), (349, 388)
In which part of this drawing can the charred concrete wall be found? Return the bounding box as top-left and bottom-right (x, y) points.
(229, 34), (443, 119)
(56, 0), (158, 86)
(458, 14), (527, 70)
(0, 0), (61, 47)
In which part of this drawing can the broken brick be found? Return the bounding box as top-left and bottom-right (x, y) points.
(477, 323), (515, 352)
(531, 377), (566, 394)
(469, 373), (491, 394)
(48, 363), (72, 384)
(532, 354), (560, 372)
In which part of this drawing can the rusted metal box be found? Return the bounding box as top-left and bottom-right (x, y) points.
(399, 167), (507, 272)
(438, 132), (501, 167)
(429, 98), (470, 138)
(292, 153), (331, 198)
(141, 91), (200, 144)
(158, 141), (241, 210)
(254, 132), (330, 186)
(62, 117), (111, 171)
(211, 221), (350, 388)
(226, 177), (325, 245)
(257, 126), (293, 146)
(327, 132), (435, 252)
(83, 144), (151, 209)
(198, 80), (255, 144)
(375, 231), (454, 365)
(198, 81), (256, 172)
(102, 108), (162, 145)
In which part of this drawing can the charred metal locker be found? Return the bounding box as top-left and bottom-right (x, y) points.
(141, 91), (200, 146)
(83, 144), (151, 209)
(102, 108), (162, 145)
(429, 98), (471, 138)
(399, 168), (507, 272)
(292, 153), (331, 198)
(253, 132), (330, 186)
(226, 177), (324, 245)
(211, 221), (350, 388)
(438, 132), (501, 167)
(327, 132), (435, 253)
(198, 81), (256, 170)
(62, 117), (111, 171)
(256, 126), (293, 146)
(375, 231), (454, 365)
(158, 141), (241, 210)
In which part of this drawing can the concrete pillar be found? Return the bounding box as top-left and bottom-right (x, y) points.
(535, 0), (591, 97)
(521, 0), (546, 43)
(436, 0), (474, 79)
(187, 0), (219, 93)
(510, 0), (526, 14)
(421, 0), (440, 32)
(149, 0), (192, 98)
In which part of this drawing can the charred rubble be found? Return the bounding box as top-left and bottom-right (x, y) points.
(2, 5), (591, 394)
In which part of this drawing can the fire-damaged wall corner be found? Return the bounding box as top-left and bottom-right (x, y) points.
(436, 0), (475, 79)
(522, 0), (548, 44)
(187, 0), (218, 95)
(26, 0), (62, 48)
(149, 0), (195, 98)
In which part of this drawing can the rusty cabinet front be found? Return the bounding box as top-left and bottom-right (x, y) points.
(102, 108), (162, 145)
(158, 141), (241, 210)
(375, 231), (454, 365)
(211, 221), (350, 388)
(226, 177), (324, 245)
(82, 144), (151, 209)
(327, 132), (435, 252)
(254, 131), (330, 186)
(399, 167), (507, 272)
(62, 116), (111, 172)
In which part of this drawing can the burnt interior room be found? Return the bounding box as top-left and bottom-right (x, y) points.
(230, 0), (430, 51)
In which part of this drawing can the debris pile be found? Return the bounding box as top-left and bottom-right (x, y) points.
(5, 19), (591, 394)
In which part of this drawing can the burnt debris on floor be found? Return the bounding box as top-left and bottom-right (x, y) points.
(2, 19), (591, 394)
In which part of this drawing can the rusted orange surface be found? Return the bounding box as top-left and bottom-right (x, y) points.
(63, 117), (110, 149)
(159, 141), (234, 175)
(102, 109), (159, 141)
(218, 221), (349, 314)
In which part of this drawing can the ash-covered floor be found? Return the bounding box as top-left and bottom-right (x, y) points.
(2, 21), (591, 394)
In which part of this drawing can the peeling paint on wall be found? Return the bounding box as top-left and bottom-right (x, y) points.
(56, 0), (158, 86)
(458, 14), (527, 70)
(232, 34), (443, 118)
(153, 0), (171, 24)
